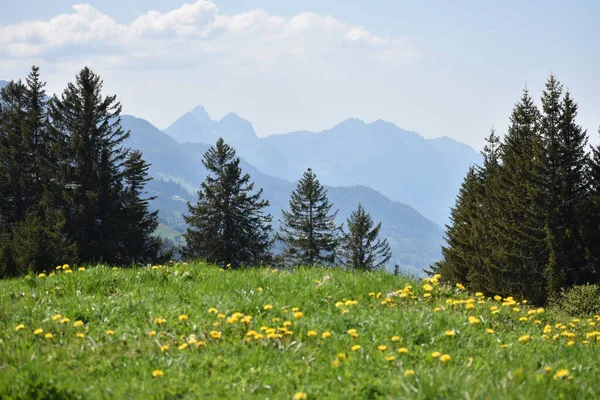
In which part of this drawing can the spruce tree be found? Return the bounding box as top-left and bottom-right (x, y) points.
(339, 204), (391, 271)
(487, 89), (548, 303)
(583, 127), (600, 283)
(48, 67), (130, 263)
(276, 168), (340, 266)
(184, 138), (272, 268)
(118, 150), (161, 264)
(542, 80), (590, 292)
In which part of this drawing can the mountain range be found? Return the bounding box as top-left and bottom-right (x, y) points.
(165, 106), (482, 225)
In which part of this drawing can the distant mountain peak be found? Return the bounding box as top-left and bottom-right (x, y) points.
(190, 105), (214, 124)
(331, 117), (365, 130)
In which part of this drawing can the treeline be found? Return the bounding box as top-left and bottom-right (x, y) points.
(432, 75), (600, 305)
(0, 66), (392, 277)
(183, 138), (392, 271)
(0, 66), (165, 277)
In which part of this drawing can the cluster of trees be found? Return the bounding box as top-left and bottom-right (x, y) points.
(0, 67), (164, 277)
(183, 138), (392, 271)
(432, 75), (600, 305)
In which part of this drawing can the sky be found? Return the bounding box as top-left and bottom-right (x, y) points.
(1, 0), (599, 149)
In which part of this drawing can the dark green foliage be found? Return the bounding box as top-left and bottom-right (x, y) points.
(277, 168), (340, 266)
(432, 167), (483, 286)
(549, 284), (600, 318)
(48, 67), (130, 263)
(436, 76), (599, 305)
(0, 66), (162, 277)
(118, 150), (161, 264)
(339, 203), (391, 271)
(183, 138), (272, 268)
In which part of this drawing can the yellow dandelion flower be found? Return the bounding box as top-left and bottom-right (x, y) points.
(337, 353), (346, 360)
(468, 316), (480, 325)
(404, 369), (415, 377)
(78, 267), (85, 271)
(208, 308), (218, 314)
(440, 354), (451, 363)
(519, 317), (528, 322)
(76, 333), (85, 338)
(152, 370), (164, 378)
(52, 314), (62, 321)
(385, 355), (396, 361)
(160, 345), (169, 352)
(321, 331), (332, 339)
(485, 328), (494, 334)
(423, 284), (433, 292)
(148, 330), (157, 337)
(217, 313), (226, 319)
(293, 312), (304, 319)
(195, 341), (207, 348)
(567, 340), (575, 346)
(332, 358), (340, 367)
(210, 331), (222, 339)
(106, 330), (115, 335)
(38, 273), (46, 278)
(445, 330), (456, 337)
(494, 295), (502, 301)
(391, 336), (401, 342)
(283, 321), (292, 327)
(518, 335), (530, 343)
(553, 369), (569, 380)
(178, 314), (189, 322)
(397, 347), (409, 354)
(178, 343), (188, 350)
(377, 345), (387, 351)
(351, 345), (361, 351)
(15, 324), (25, 331)
(293, 392), (308, 400)
(44, 333), (53, 339)
(433, 307), (442, 312)
(431, 351), (440, 358)
(307, 330), (317, 337)
(34, 328), (44, 335)
(60, 318), (70, 324)
(55, 265), (62, 270)
(74, 320), (84, 327)
(264, 304), (273, 311)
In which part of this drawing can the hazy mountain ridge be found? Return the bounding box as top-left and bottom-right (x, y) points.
(163, 106), (482, 225)
(123, 115), (443, 276)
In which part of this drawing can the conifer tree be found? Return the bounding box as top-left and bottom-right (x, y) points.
(486, 89), (548, 303)
(118, 150), (161, 263)
(583, 127), (600, 282)
(48, 67), (130, 263)
(339, 204), (391, 271)
(542, 80), (589, 292)
(184, 138), (272, 267)
(277, 168), (340, 266)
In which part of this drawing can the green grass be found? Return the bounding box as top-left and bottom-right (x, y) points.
(0, 263), (599, 399)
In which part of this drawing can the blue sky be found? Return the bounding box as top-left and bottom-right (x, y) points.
(1, 0), (599, 149)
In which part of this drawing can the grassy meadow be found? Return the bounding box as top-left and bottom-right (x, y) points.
(0, 263), (599, 399)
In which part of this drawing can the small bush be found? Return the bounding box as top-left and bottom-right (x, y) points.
(550, 284), (600, 317)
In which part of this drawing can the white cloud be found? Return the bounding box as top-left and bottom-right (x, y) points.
(0, 1), (418, 70)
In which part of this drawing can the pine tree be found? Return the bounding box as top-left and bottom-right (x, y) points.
(118, 150), (161, 264)
(488, 89), (548, 304)
(583, 127), (600, 283)
(184, 138), (272, 267)
(48, 67), (130, 263)
(276, 168), (340, 266)
(339, 204), (391, 271)
(542, 79), (590, 293)
(432, 166), (483, 285)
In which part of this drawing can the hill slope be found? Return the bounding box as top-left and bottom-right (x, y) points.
(0, 264), (597, 399)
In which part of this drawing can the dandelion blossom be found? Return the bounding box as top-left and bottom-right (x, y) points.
(106, 330), (115, 335)
(321, 331), (332, 339)
(391, 336), (401, 342)
(431, 351), (441, 358)
(293, 312), (304, 319)
(152, 370), (164, 378)
(404, 369), (415, 377)
(76, 333), (85, 338)
(208, 308), (218, 314)
(307, 330), (317, 337)
(377, 345), (387, 351)
(293, 392), (308, 400)
(210, 331), (222, 339)
(385, 355), (396, 361)
(52, 314), (62, 321)
(445, 330), (456, 337)
(34, 328), (44, 335)
(178, 314), (189, 322)
(553, 369), (569, 380)
(468, 316), (480, 325)
(518, 335), (530, 343)
(74, 320), (84, 327)
(397, 347), (409, 354)
(440, 354), (451, 363)
(486, 328), (494, 334)
(15, 324), (25, 331)
(44, 333), (53, 339)
(351, 345), (361, 351)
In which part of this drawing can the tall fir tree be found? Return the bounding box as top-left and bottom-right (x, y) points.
(583, 127), (600, 283)
(184, 138), (272, 268)
(542, 79), (590, 293)
(118, 150), (161, 264)
(483, 89), (548, 303)
(276, 168), (340, 266)
(339, 204), (391, 271)
(48, 67), (130, 263)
